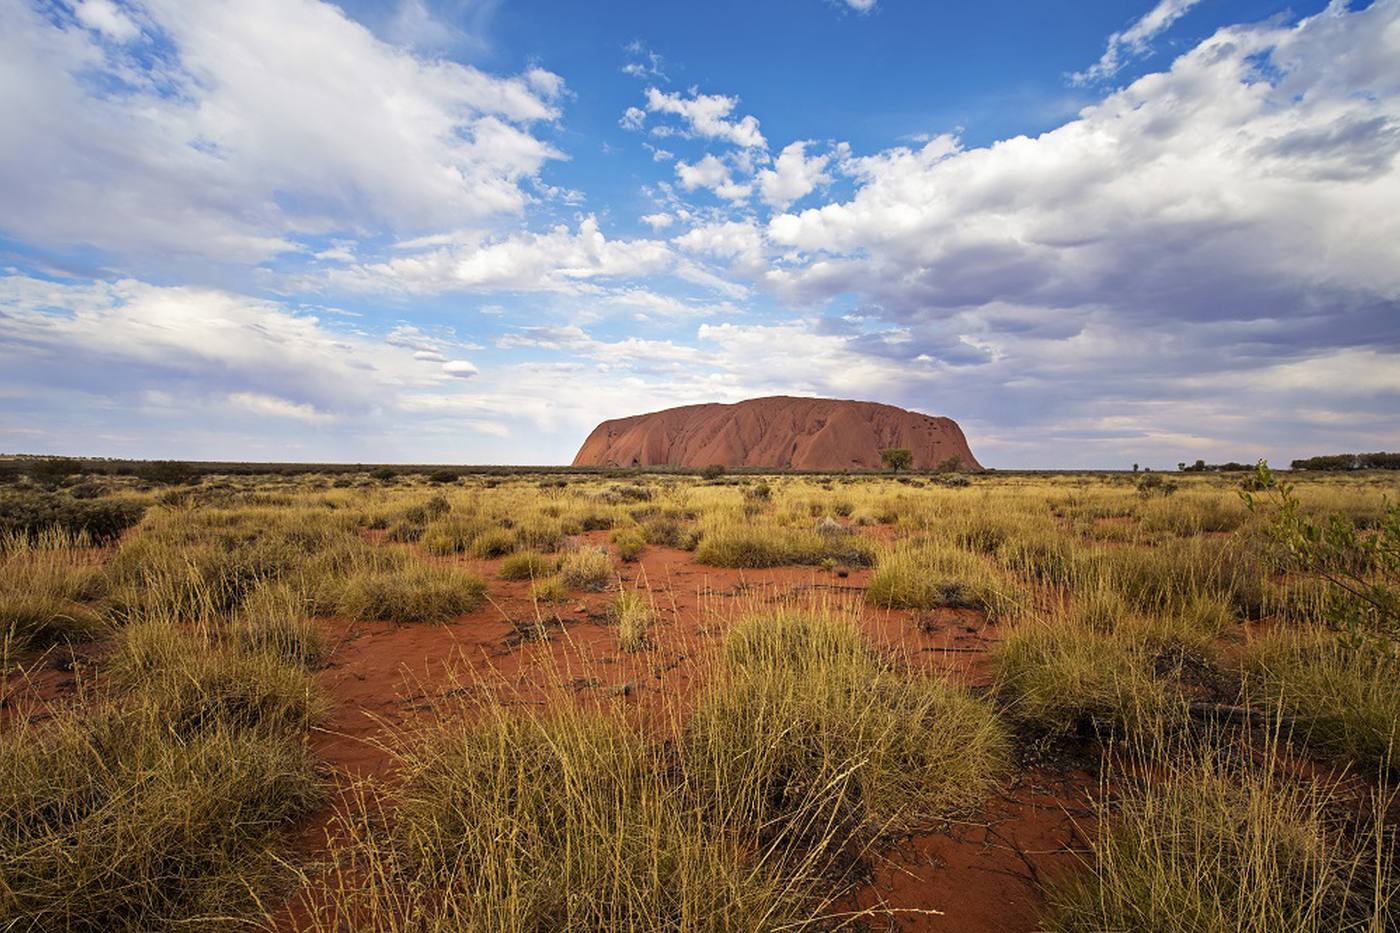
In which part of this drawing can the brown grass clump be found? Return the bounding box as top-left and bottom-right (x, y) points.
(993, 614), (1177, 736)
(612, 588), (654, 651)
(559, 545), (613, 591)
(337, 561), (486, 623)
(866, 542), (1022, 619)
(295, 700), (819, 931)
(1243, 628), (1399, 773)
(1046, 734), (1395, 932)
(497, 550), (558, 581)
(688, 610), (1009, 848)
(0, 533), (109, 654)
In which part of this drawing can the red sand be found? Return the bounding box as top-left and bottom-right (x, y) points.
(572, 396), (983, 471)
(283, 534), (1084, 931)
(4, 532), (1088, 932)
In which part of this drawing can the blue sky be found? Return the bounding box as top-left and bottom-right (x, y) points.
(1, 0), (1397, 467)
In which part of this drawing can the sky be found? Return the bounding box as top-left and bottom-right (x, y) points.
(1, 0), (1397, 468)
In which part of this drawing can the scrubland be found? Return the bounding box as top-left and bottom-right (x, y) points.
(0, 463), (1396, 931)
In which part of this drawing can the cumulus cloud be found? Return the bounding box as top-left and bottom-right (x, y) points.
(0, 276), (455, 417)
(767, 2), (1400, 334)
(757, 141), (833, 208)
(0, 0), (564, 266)
(1072, 0), (1204, 85)
(674, 154), (752, 202)
(642, 87), (767, 149)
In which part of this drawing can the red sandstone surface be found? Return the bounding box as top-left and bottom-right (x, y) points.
(572, 396), (983, 471)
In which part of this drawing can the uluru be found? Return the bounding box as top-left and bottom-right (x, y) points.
(572, 396), (982, 471)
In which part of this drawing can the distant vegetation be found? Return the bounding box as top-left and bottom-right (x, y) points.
(1177, 459), (1254, 472)
(1290, 451), (1400, 471)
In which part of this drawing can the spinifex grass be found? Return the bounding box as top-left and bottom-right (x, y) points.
(1046, 731), (1396, 932)
(293, 695), (823, 932)
(688, 609), (1009, 850)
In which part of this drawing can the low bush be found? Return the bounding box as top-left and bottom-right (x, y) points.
(559, 546), (612, 591)
(1046, 736), (1395, 931)
(1243, 629), (1399, 772)
(0, 492), (146, 544)
(689, 611), (1008, 848)
(498, 550), (557, 581)
(337, 563), (486, 623)
(866, 544), (1021, 619)
(0, 706), (321, 932)
(613, 589), (653, 651)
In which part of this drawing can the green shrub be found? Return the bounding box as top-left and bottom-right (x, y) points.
(0, 492), (146, 544)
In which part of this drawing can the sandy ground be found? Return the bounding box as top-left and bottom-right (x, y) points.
(2, 530), (1094, 932)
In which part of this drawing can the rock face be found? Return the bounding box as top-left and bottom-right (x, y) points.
(572, 396), (982, 471)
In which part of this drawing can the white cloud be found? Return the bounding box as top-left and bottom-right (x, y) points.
(757, 141), (832, 208)
(0, 0), (565, 265)
(842, 0), (877, 11)
(621, 41), (667, 80)
(1073, 0), (1204, 85)
(74, 0), (140, 41)
(640, 212), (675, 230)
(227, 392), (335, 424)
(643, 87), (767, 149)
(442, 360), (479, 378)
(673, 220), (764, 262)
(0, 275), (448, 417)
(674, 154), (752, 202)
(328, 216), (675, 294)
(766, 3), (1400, 323)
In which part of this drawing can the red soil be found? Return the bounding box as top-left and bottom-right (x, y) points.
(2, 529), (1088, 932)
(285, 532), (1086, 932)
(572, 396), (983, 471)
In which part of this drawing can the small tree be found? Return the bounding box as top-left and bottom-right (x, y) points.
(879, 448), (913, 473)
(935, 454), (963, 474)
